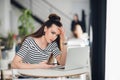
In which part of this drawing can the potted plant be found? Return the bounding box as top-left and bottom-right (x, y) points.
(18, 9), (34, 38)
(6, 32), (14, 50)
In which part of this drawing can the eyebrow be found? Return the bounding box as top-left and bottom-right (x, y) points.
(51, 30), (59, 35)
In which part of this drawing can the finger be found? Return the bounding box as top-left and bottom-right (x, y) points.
(61, 28), (65, 33)
(58, 27), (62, 32)
(58, 28), (64, 34)
(58, 27), (63, 30)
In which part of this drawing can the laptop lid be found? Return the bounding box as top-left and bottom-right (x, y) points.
(64, 46), (90, 70)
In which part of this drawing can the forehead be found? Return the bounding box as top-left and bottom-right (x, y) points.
(48, 24), (60, 34)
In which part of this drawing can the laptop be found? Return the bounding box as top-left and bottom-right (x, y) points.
(51, 46), (90, 71)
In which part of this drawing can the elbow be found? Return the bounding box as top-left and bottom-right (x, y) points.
(11, 55), (24, 69)
(11, 61), (17, 69)
(11, 61), (21, 69)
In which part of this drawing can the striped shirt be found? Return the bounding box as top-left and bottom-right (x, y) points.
(16, 37), (61, 64)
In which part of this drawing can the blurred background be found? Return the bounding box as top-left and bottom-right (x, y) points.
(0, 0), (91, 79)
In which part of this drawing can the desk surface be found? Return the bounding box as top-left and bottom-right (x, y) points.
(17, 68), (89, 78)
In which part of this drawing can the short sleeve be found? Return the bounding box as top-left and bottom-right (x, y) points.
(16, 38), (30, 59)
(51, 42), (61, 57)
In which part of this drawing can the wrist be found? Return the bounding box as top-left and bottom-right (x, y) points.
(62, 42), (67, 45)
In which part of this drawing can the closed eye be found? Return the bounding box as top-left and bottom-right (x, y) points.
(51, 32), (56, 34)
(51, 32), (59, 37)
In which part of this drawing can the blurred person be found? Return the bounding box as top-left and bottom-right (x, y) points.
(71, 14), (86, 34)
(12, 13), (67, 69)
(68, 24), (89, 47)
(71, 14), (80, 32)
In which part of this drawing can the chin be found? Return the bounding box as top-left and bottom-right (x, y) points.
(47, 42), (51, 43)
(47, 40), (51, 43)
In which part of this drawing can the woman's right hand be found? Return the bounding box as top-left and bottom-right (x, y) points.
(39, 61), (55, 69)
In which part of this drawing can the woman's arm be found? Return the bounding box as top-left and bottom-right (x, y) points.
(11, 55), (54, 69)
(56, 43), (67, 66)
(56, 27), (67, 66)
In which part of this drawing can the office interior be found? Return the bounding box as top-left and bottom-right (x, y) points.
(0, 0), (107, 80)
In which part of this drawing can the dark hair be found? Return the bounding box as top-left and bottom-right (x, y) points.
(31, 14), (62, 37)
(22, 13), (62, 49)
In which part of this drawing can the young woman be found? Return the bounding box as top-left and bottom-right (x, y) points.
(11, 14), (67, 69)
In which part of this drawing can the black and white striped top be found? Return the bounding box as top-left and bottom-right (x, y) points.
(16, 37), (61, 64)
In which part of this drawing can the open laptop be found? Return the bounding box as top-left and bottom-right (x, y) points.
(51, 46), (90, 71)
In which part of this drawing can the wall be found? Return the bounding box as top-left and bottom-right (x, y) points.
(10, 6), (21, 35)
(106, 0), (120, 80)
(0, 0), (11, 37)
(10, 6), (41, 35)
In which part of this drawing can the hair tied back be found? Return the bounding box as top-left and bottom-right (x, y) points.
(49, 13), (61, 22)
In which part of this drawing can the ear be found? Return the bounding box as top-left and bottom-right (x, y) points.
(44, 26), (47, 32)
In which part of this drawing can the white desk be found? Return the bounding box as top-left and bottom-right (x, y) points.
(17, 68), (89, 78)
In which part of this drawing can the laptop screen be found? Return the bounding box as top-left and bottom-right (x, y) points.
(65, 46), (90, 70)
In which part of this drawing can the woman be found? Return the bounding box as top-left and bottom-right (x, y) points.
(11, 14), (67, 69)
(71, 14), (86, 33)
(68, 24), (89, 47)
(71, 14), (81, 32)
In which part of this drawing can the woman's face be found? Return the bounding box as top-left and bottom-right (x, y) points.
(44, 24), (60, 43)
